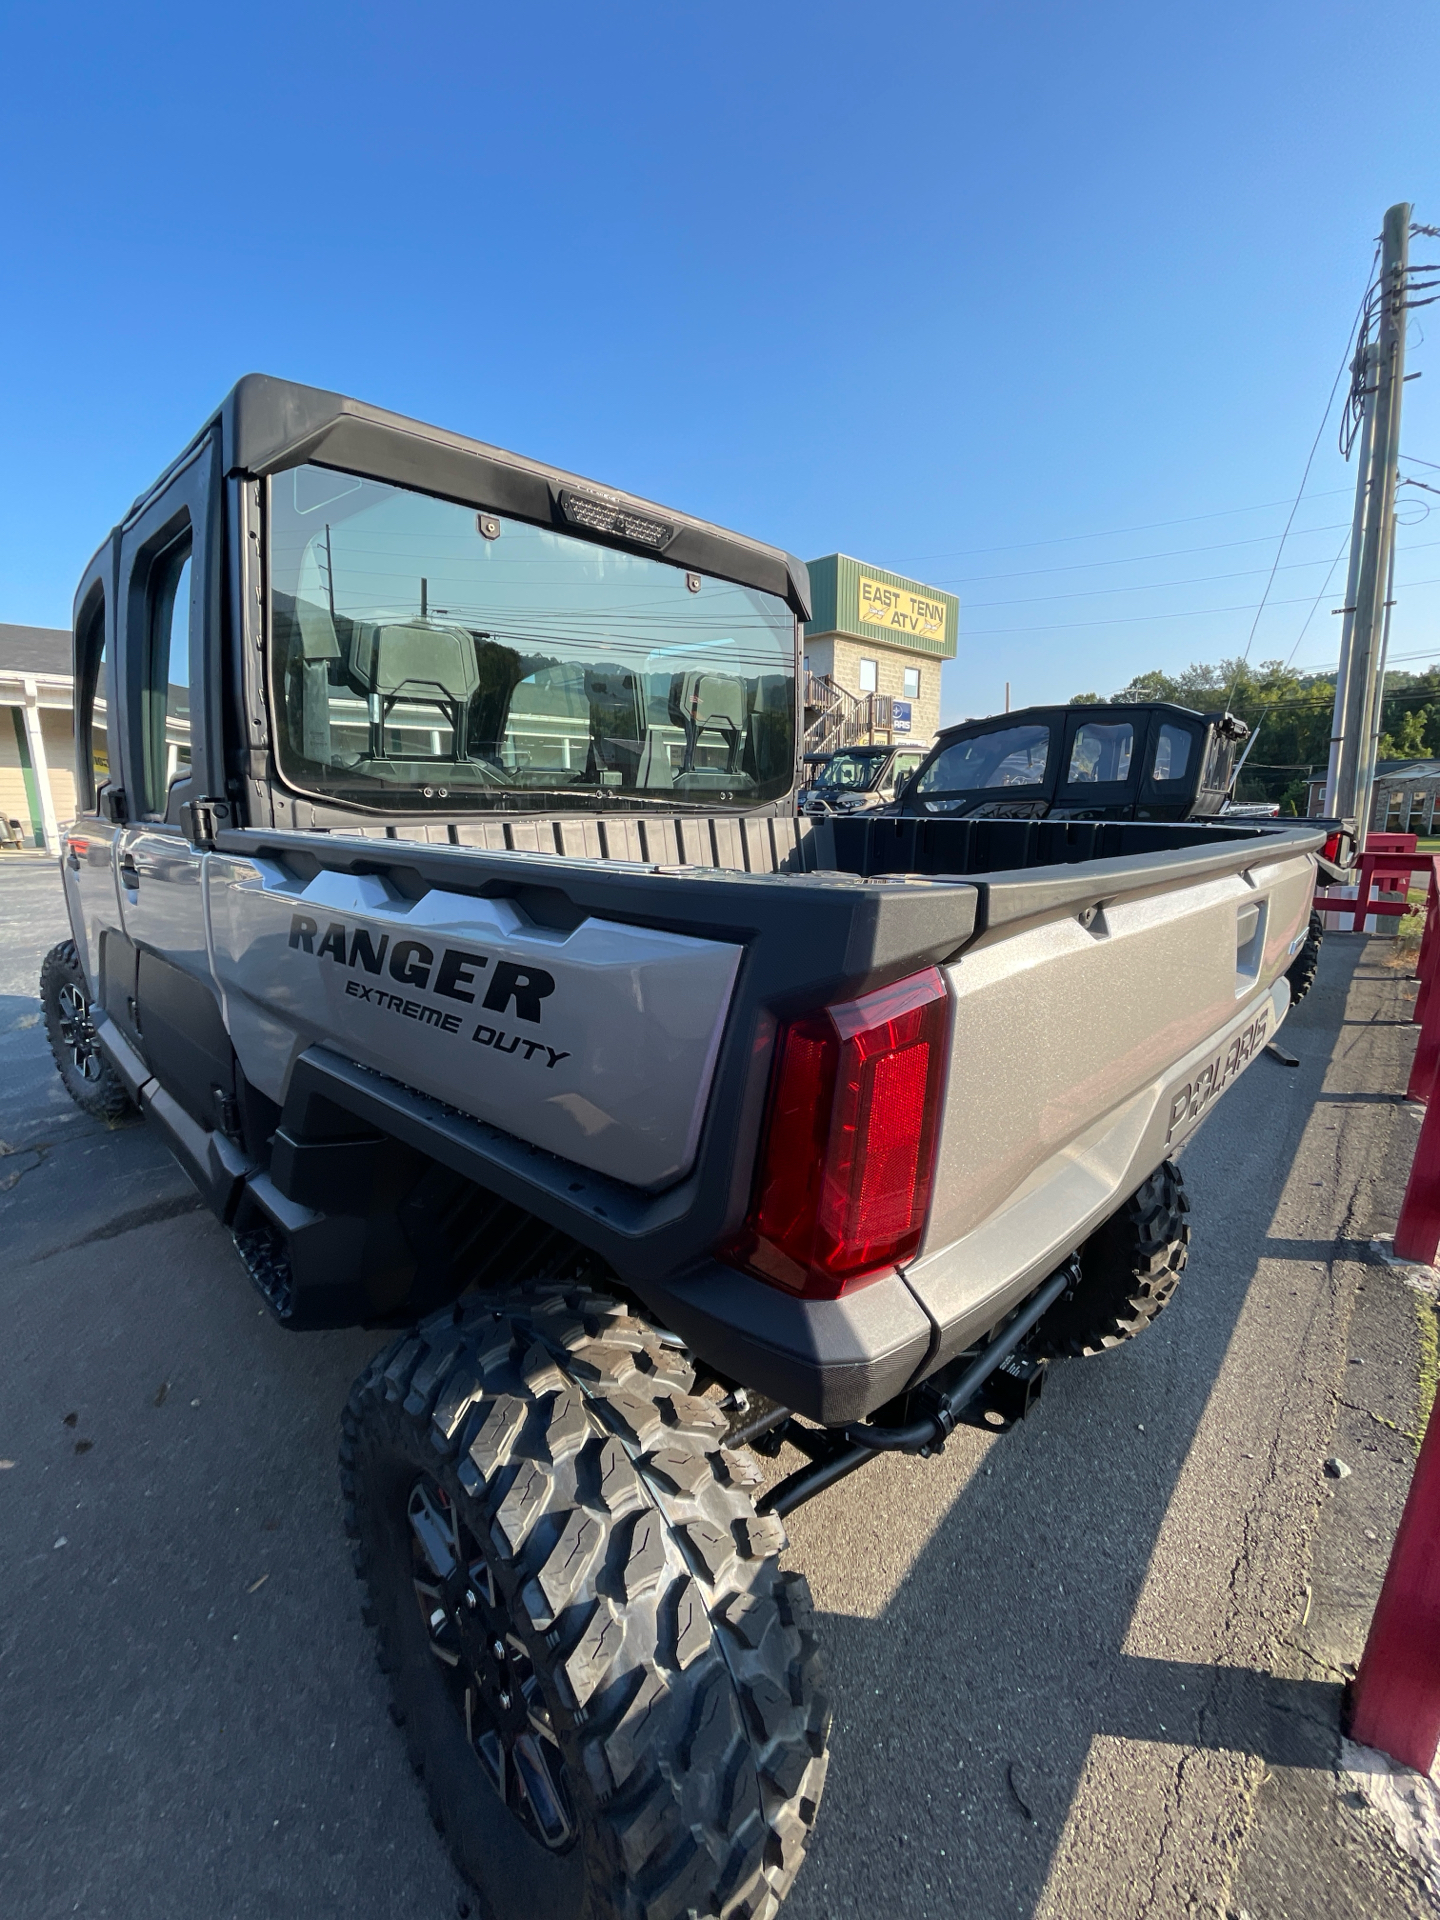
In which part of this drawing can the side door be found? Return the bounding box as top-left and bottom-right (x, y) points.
(113, 437), (237, 1132)
(1054, 711), (1151, 817)
(63, 562), (127, 1000)
(1137, 714), (1207, 819)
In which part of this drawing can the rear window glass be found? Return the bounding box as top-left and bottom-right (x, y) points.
(1152, 723), (1192, 783)
(1067, 721), (1133, 785)
(267, 465), (796, 814)
(915, 723), (1050, 793)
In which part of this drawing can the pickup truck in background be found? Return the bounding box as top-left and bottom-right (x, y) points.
(42, 377), (1326, 1920)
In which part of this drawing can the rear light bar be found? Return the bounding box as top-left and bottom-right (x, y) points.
(726, 968), (951, 1300)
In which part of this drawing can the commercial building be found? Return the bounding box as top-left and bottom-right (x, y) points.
(1, 623), (73, 852)
(801, 555), (958, 757)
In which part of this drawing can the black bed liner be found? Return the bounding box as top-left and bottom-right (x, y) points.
(227, 811), (1326, 944)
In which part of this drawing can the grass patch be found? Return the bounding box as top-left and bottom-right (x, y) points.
(1416, 1294), (1439, 1455)
(1386, 904), (1426, 969)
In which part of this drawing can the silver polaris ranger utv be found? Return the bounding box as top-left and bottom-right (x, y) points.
(44, 377), (1325, 1920)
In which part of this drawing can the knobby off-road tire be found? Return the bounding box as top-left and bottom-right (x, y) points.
(40, 939), (132, 1121)
(341, 1285), (830, 1920)
(1033, 1159), (1191, 1359)
(1285, 909), (1324, 1008)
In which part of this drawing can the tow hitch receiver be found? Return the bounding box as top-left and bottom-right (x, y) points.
(955, 1350), (1048, 1432)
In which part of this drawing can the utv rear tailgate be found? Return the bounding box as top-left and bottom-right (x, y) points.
(207, 857), (743, 1190)
(205, 832), (979, 1193)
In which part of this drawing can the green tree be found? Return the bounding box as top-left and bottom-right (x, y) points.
(1378, 703), (1431, 760)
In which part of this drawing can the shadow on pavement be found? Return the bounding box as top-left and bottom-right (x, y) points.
(781, 939), (1366, 1920)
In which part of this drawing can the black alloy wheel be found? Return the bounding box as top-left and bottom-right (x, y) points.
(40, 939), (133, 1120)
(55, 977), (103, 1083)
(406, 1474), (575, 1853)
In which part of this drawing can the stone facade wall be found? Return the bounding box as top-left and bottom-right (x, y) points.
(802, 634), (942, 745)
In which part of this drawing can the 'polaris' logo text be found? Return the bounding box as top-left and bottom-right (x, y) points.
(288, 914), (555, 1022)
(1165, 1006), (1271, 1145)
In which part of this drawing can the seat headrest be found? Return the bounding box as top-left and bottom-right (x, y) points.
(670, 670), (746, 732)
(348, 621), (480, 704)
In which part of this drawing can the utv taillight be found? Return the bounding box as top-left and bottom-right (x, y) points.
(1323, 831), (1342, 864)
(728, 968), (951, 1299)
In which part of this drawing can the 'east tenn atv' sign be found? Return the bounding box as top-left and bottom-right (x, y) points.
(857, 574), (947, 644)
(802, 556), (958, 660)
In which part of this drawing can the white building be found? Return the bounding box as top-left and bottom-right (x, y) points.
(0, 624), (74, 852)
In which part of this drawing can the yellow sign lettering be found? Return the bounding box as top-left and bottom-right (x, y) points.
(857, 573), (947, 644)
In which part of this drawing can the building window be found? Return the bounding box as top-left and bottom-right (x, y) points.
(858, 658), (878, 694)
(903, 667), (921, 699)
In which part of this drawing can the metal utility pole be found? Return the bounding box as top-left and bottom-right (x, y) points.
(1324, 203), (1412, 831)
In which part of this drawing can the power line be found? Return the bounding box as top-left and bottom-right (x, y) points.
(955, 572), (1440, 638)
(1225, 266), (1377, 710)
(940, 517), (1355, 588)
(1283, 532), (1353, 673)
(1292, 641), (1440, 676)
(959, 538), (1436, 613)
(883, 487), (1355, 567)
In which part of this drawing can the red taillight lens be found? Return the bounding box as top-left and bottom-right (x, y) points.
(1323, 831), (1342, 864)
(727, 968), (950, 1299)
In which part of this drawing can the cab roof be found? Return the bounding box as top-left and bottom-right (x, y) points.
(97, 372), (811, 620)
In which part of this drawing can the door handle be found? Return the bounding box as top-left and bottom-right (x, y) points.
(119, 856), (141, 891)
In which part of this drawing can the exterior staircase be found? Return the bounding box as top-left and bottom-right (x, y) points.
(802, 672), (894, 759)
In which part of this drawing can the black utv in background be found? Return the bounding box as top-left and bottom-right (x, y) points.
(894, 701), (1247, 822)
(892, 700), (1355, 1007)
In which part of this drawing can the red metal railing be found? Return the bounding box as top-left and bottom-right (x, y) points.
(1313, 832), (1421, 933)
(1346, 832), (1440, 1768)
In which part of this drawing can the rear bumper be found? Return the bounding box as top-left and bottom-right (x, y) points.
(654, 1262), (934, 1426)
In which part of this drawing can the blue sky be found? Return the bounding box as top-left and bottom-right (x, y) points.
(2, 0), (1437, 725)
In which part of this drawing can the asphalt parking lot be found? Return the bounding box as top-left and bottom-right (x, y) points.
(0, 853), (1434, 1918)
